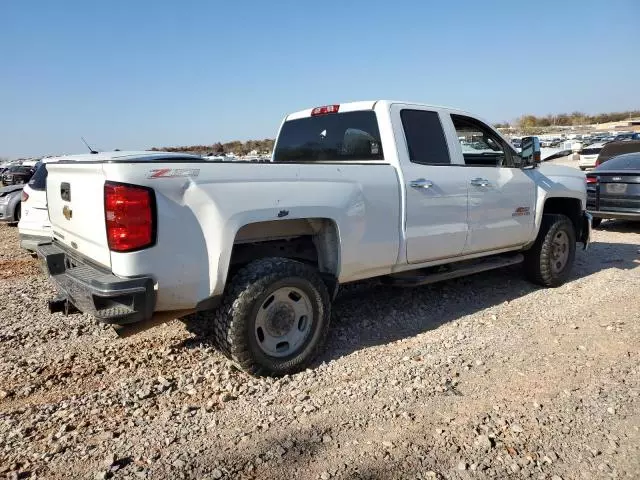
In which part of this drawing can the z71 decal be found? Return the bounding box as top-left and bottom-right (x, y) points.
(147, 168), (200, 179)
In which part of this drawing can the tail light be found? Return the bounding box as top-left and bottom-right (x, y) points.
(586, 176), (598, 184)
(104, 182), (156, 252)
(311, 104), (340, 116)
(21, 191), (29, 202)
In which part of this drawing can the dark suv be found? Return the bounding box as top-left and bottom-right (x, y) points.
(596, 140), (640, 167)
(1, 165), (34, 186)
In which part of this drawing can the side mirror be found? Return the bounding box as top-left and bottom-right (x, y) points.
(520, 136), (541, 167)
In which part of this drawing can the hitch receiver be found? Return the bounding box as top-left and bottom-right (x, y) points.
(48, 296), (80, 316)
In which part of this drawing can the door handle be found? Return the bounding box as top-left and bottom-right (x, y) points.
(470, 178), (491, 187)
(410, 179), (434, 189)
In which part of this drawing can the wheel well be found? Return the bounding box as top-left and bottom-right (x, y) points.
(229, 218), (340, 288)
(543, 198), (581, 234)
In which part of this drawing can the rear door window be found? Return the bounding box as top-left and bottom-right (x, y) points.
(273, 111), (383, 162)
(400, 110), (451, 165)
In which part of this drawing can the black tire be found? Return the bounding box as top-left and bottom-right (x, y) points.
(579, 167), (586, 171)
(524, 214), (576, 287)
(591, 217), (602, 228)
(14, 203), (21, 222)
(212, 257), (331, 376)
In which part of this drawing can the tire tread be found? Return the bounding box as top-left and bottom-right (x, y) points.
(210, 257), (330, 376)
(524, 214), (576, 287)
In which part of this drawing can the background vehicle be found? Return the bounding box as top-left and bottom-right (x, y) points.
(586, 152), (640, 228)
(1, 165), (34, 186)
(0, 185), (24, 224)
(38, 101), (591, 376)
(18, 161), (52, 252)
(595, 140), (640, 167)
(614, 132), (640, 142)
(578, 142), (607, 170)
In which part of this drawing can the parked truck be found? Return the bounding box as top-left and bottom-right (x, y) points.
(38, 100), (591, 375)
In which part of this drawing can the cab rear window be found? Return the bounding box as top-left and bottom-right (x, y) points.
(273, 111), (384, 162)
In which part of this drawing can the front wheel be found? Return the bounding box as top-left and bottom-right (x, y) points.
(212, 257), (331, 376)
(524, 214), (576, 287)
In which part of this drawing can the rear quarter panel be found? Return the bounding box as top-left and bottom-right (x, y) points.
(18, 184), (51, 239)
(102, 162), (402, 311)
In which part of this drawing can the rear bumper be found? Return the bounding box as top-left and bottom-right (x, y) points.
(37, 242), (156, 325)
(20, 233), (51, 252)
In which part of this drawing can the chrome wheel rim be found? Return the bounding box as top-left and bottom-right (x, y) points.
(551, 230), (570, 273)
(254, 286), (313, 358)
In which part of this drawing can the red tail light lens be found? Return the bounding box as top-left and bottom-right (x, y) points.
(311, 104), (340, 116)
(21, 191), (29, 202)
(586, 176), (598, 184)
(104, 182), (155, 252)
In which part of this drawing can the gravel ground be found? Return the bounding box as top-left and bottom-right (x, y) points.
(1, 218), (639, 480)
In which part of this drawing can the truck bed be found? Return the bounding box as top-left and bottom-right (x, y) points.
(46, 159), (403, 311)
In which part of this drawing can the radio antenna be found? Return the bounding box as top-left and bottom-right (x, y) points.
(81, 137), (99, 154)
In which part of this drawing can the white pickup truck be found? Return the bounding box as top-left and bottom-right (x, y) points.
(38, 100), (591, 375)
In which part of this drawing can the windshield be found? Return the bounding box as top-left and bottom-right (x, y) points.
(7, 166), (30, 173)
(273, 111), (384, 162)
(596, 153), (640, 170)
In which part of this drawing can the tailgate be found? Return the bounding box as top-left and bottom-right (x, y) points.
(47, 163), (111, 268)
(596, 173), (640, 212)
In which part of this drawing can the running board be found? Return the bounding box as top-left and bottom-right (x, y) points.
(382, 253), (524, 287)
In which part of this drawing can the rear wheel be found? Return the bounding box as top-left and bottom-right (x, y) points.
(13, 203), (21, 223)
(591, 217), (602, 228)
(212, 257), (331, 376)
(524, 214), (576, 287)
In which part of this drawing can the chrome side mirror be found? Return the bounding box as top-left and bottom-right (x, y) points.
(520, 136), (541, 167)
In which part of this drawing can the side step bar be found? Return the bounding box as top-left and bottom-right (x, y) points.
(381, 253), (524, 287)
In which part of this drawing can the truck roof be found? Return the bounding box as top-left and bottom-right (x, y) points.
(285, 100), (473, 121)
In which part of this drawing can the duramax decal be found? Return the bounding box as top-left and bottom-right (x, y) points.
(512, 206), (531, 217)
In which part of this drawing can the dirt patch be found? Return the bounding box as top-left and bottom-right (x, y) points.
(0, 221), (639, 479)
(0, 258), (41, 279)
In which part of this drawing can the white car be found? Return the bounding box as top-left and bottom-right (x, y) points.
(37, 100), (591, 376)
(17, 157), (66, 252)
(578, 142), (607, 171)
(18, 161), (51, 252)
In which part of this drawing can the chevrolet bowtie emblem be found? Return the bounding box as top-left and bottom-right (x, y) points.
(62, 205), (73, 220)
